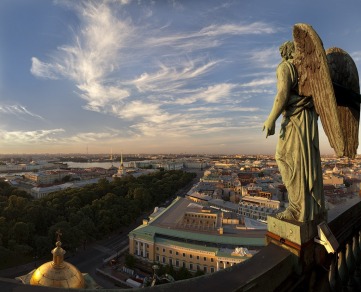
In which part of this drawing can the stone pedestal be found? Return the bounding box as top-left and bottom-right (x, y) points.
(266, 215), (324, 273)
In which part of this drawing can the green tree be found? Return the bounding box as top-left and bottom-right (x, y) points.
(12, 222), (30, 244)
(125, 253), (136, 268)
(175, 266), (192, 280)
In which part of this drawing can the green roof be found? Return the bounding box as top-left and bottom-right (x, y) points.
(129, 224), (265, 247)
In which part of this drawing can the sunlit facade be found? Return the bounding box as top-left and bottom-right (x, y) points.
(128, 197), (265, 274)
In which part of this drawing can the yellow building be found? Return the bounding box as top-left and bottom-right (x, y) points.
(129, 197), (265, 274)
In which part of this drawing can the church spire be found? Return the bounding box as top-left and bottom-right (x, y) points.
(52, 230), (66, 268)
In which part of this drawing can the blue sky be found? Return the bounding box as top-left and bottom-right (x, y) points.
(0, 0), (361, 155)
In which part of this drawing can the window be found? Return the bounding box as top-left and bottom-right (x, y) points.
(162, 257), (165, 263)
(163, 248), (165, 253)
(210, 267), (215, 273)
(156, 255), (160, 262)
(204, 266), (207, 273)
(211, 258), (214, 262)
(176, 260), (179, 267)
(156, 247), (159, 251)
(176, 252), (179, 256)
(182, 262), (186, 268)
(203, 257), (206, 261)
(183, 253), (185, 257)
(196, 256), (199, 260)
(190, 255), (193, 259)
(169, 258), (173, 265)
(189, 264), (193, 270)
(197, 265), (200, 271)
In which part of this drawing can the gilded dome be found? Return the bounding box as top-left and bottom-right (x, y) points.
(30, 240), (85, 289)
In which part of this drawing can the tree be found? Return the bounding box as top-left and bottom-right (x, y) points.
(175, 266), (192, 280)
(125, 253), (136, 268)
(12, 222), (30, 244)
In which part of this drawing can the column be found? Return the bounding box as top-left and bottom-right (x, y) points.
(223, 261), (226, 269)
(143, 243), (146, 258)
(216, 261), (219, 271)
(137, 241), (140, 256)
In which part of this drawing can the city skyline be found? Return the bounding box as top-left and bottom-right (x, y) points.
(1, 0), (361, 155)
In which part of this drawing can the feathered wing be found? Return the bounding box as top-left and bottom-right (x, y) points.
(326, 47), (360, 158)
(292, 23), (345, 157)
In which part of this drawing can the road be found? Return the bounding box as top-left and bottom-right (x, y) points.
(0, 218), (142, 289)
(0, 168), (204, 288)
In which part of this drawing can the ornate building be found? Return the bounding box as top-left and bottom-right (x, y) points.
(16, 232), (99, 289)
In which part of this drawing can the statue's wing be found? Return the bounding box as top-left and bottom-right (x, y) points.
(293, 23), (345, 157)
(326, 47), (360, 158)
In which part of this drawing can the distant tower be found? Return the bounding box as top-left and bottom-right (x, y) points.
(113, 152), (126, 177)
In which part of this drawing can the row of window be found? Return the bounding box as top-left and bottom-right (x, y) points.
(156, 247), (214, 262)
(185, 214), (215, 219)
(155, 256), (215, 273)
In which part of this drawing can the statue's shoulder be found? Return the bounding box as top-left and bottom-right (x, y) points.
(277, 61), (298, 87)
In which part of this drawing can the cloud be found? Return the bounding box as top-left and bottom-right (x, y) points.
(198, 22), (278, 37)
(188, 106), (260, 112)
(67, 131), (120, 143)
(240, 77), (275, 88)
(131, 59), (219, 93)
(31, 1), (134, 108)
(111, 100), (162, 120)
(146, 22), (278, 49)
(29, 0), (279, 148)
(351, 51), (361, 62)
(0, 129), (64, 144)
(0, 104), (44, 119)
(249, 47), (280, 69)
(130, 115), (230, 138)
(174, 83), (237, 105)
(30, 57), (59, 80)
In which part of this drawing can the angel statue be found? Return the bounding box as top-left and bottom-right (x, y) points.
(263, 23), (360, 222)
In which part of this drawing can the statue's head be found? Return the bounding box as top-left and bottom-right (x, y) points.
(279, 41), (294, 60)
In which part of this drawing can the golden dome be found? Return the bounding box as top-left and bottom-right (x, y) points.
(30, 240), (85, 289)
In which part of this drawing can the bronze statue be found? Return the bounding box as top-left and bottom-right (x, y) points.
(264, 23), (360, 222)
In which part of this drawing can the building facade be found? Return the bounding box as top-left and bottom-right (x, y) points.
(128, 197), (265, 274)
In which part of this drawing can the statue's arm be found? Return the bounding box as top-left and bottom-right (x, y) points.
(263, 63), (292, 137)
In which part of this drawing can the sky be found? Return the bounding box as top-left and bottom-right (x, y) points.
(0, 0), (361, 155)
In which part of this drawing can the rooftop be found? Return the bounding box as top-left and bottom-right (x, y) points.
(131, 197), (266, 247)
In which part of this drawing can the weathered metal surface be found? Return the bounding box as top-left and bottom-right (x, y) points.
(326, 47), (360, 158)
(293, 23), (345, 157)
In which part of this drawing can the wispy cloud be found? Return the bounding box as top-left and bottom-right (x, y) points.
(29, 0), (278, 148)
(240, 77), (275, 88)
(173, 83), (237, 105)
(0, 129), (64, 144)
(146, 22), (278, 49)
(351, 51), (361, 62)
(249, 47), (280, 69)
(188, 106), (260, 112)
(198, 22), (278, 36)
(0, 104), (44, 119)
(31, 1), (133, 111)
(131, 59), (219, 94)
